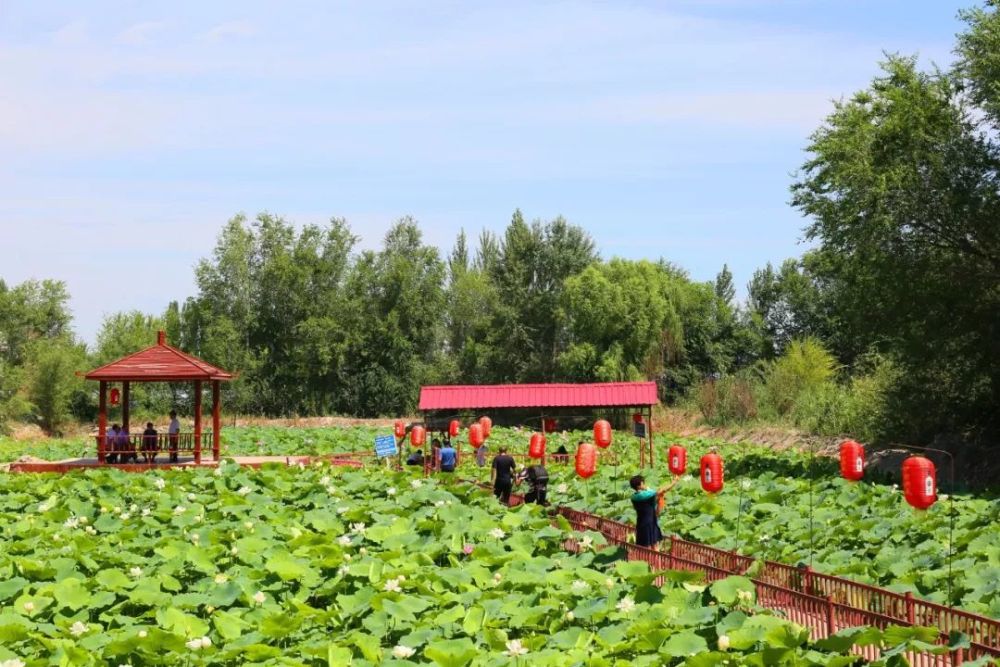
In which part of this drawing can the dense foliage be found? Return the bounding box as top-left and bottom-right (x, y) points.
(0, 461), (962, 666)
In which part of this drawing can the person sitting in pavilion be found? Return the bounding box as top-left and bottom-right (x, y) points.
(118, 424), (138, 463)
(141, 421), (159, 463)
(105, 424), (122, 464)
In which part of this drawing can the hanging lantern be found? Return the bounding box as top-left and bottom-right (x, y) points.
(468, 423), (485, 449)
(575, 442), (597, 479)
(839, 440), (865, 481)
(700, 453), (724, 493)
(394, 420), (406, 439)
(543, 418), (557, 433)
(528, 432), (546, 459)
(632, 412), (644, 423)
(902, 456), (937, 509)
(594, 420), (612, 448)
(449, 420), (460, 438)
(109, 388), (120, 407)
(478, 416), (492, 439)
(410, 425), (426, 447)
(668, 445), (687, 475)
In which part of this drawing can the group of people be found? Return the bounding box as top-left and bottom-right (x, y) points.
(404, 437), (458, 472)
(104, 411), (182, 464)
(490, 446), (549, 506)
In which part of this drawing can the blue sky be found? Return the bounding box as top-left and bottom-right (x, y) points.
(0, 0), (970, 345)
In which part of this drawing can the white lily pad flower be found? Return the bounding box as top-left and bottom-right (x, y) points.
(23, 601), (34, 613)
(571, 580), (589, 594)
(505, 639), (528, 657)
(237, 486), (252, 496)
(129, 567), (143, 578)
(1, 659), (26, 667)
(392, 645), (416, 658)
(557, 483), (568, 493)
(386, 487), (397, 496)
(616, 596), (636, 614)
(69, 621), (88, 636)
(489, 527), (506, 540)
(338, 535), (351, 546)
(214, 573), (228, 584)
(252, 591), (266, 605)
(173, 506), (186, 515)
(410, 479), (422, 489)
(718, 634), (731, 650)
(383, 578), (402, 592)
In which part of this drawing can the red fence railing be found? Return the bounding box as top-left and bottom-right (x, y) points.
(549, 506), (1000, 664)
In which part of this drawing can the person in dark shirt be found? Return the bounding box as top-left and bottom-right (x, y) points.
(406, 449), (424, 466)
(629, 474), (679, 549)
(491, 447), (517, 503)
(516, 464), (549, 505)
(439, 439), (457, 472)
(141, 422), (159, 463)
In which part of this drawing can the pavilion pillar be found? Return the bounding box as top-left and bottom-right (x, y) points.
(647, 406), (655, 470)
(122, 381), (131, 434)
(194, 380), (202, 465)
(98, 381), (107, 463)
(212, 380), (220, 461)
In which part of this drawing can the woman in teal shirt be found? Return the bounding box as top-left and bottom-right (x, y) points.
(629, 474), (678, 548)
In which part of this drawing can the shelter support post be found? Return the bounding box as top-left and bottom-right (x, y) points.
(647, 405), (654, 469)
(122, 381), (130, 434)
(194, 380), (202, 465)
(98, 381), (107, 463)
(212, 380), (221, 461)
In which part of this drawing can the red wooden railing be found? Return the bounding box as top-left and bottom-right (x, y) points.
(552, 506), (999, 664)
(96, 432), (213, 463)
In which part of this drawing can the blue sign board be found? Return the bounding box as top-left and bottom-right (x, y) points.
(374, 435), (398, 458)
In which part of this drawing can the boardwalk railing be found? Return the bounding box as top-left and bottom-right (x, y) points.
(552, 506), (999, 664)
(96, 432), (214, 463)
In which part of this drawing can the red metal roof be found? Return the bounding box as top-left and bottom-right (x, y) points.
(84, 331), (234, 382)
(418, 382), (658, 411)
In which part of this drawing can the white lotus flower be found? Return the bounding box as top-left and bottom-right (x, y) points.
(1, 659), (26, 667)
(737, 589), (754, 604)
(605, 578), (615, 589)
(120, 513), (131, 521)
(505, 639), (528, 657)
(434, 500), (445, 507)
(571, 580), (589, 594)
(338, 535), (351, 546)
(351, 522), (366, 535)
(23, 601), (34, 612)
(493, 572), (502, 583)
(410, 479), (422, 489)
(343, 553), (352, 561)
(85, 526), (96, 535)
(237, 486), (252, 496)
(741, 480), (752, 490)
(616, 596), (636, 614)
(565, 611), (575, 621)
(392, 645), (416, 658)
(214, 573), (228, 584)
(489, 527), (506, 540)
(337, 506), (349, 514)
(173, 506), (186, 515)
(718, 634), (731, 650)
(186, 636), (212, 650)
(37, 501), (52, 512)
(79, 516), (88, 524)
(386, 487), (397, 496)
(579, 535), (594, 550)
(63, 517), (79, 529)
(69, 621), (88, 636)
(244, 521), (254, 531)
(138, 630), (147, 638)
(199, 636), (212, 648)
(141, 508), (150, 517)
(154, 478), (166, 490)
(557, 483), (568, 493)
(191, 533), (200, 544)
(213, 467), (223, 477)
(129, 567), (143, 578)
(338, 566), (349, 576)
(320, 475), (331, 486)
(383, 578), (402, 592)
(252, 591), (266, 605)
(359, 547), (367, 555)
(187, 493), (197, 502)
(113, 506), (122, 514)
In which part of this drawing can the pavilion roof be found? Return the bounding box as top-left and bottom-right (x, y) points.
(84, 331), (234, 382)
(418, 382), (658, 411)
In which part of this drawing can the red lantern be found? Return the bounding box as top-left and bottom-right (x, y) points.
(902, 456), (936, 509)
(109, 388), (120, 406)
(410, 425), (426, 447)
(632, 412), (644, 423)
(468, 423), (484, 449)
(478, 416), (492, 439)
(449, 420), (460, 438)
(394, 420), (406, 439)
(700, 453), (724, 493)
(575, 442), (597, 479)
(594, 420), (612, 448)
(543, 418), (557, 433)
(668, 445), (687, 475)
(528, 432), (545, 459)
(839, 440), (865, 481)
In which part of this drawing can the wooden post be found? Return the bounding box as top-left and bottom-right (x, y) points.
(212, 380), (221, 461)
(194, 380), (202, 465)
(825, 595), (836, 636)
(122, 381), (131, 434)
(98, 381), (107, 463)
(647, 406), (655, 469)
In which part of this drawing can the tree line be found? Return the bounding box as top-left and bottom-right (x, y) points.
(3, 3), (1000, 452)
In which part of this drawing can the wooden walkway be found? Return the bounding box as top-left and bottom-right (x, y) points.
(6, 454), (362, 473)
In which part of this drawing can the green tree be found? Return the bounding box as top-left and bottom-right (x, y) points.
(24, 338), (88, 435)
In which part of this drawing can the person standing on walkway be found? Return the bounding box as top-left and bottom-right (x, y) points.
(439, 439), (457, 473)
(168, 410), (181, 463)
(490, 447), (517, 504)
(629, 474), (679, 550)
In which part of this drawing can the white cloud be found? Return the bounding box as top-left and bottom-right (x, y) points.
(116, 21), (167, 46)
(201, 19), (255, 42)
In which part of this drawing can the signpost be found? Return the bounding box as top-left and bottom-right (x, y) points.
(374, 434), (398, 459)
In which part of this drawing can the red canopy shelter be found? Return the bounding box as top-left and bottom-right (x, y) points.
(84, 331), (233, 464)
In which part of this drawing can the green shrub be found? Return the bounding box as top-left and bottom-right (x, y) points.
(765, 337), (837, 415)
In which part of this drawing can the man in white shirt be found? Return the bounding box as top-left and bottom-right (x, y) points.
(168, 410), (181, 462)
